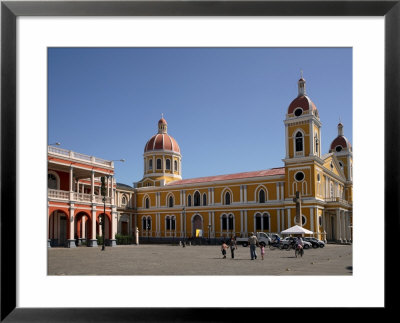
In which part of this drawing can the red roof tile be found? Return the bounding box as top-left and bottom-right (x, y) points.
(167, 167), (285, 186)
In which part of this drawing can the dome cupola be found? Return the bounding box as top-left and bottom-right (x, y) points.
(139, 115), (182, 187)
(287, 76), (319, 119)
(330, 122), (352, 153)
(144, 115), (180, 154)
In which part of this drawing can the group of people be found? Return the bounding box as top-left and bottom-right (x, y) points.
(221, 233), (304, 260)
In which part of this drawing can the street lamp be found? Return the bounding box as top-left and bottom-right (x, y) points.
(100, 175), (110, 251)
(147, 223), (150, 242)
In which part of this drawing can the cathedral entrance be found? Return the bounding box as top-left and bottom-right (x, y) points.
(192, 214), (203, 238)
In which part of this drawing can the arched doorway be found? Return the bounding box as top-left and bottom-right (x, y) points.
(48, 210), (68, 247)
(75, 212), (90, 246)
(97, 213), (111, 240)
(192, 214), (203, 238)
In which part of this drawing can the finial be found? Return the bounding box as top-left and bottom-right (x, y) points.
(300, 69), (303, 79)
(161, 113), (164, 119)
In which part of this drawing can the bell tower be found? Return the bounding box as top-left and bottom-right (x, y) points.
(284, 76), (322, 160)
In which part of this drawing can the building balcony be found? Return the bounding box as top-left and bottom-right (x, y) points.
(325, 197), (351, 206)
(48, 146), (113, 168)
(48, 189), (112, 204)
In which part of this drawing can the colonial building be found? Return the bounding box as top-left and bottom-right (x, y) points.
(48, 77), (352, 246)
(115, 77), (353, 244)
(48, 145), (118, 247)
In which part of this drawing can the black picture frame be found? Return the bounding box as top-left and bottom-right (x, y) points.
(1, 0), (397, 321)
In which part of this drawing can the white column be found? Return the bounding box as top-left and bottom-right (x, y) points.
(69, 167), (74, 192)
(322, 210), (327, 242)
(91, 171), (95, 201)
(244, 185), (247, 203)
(240, 185), (243, 203)
(244, 210), (247, 233)
(276, 183), (280, 201)
(91, 209), (97, 246)
(212, 188), (215, 205)
(287, 208), (291, 227)
(310, 208), (314, 232)
(111, 176), (115, 205)
(336, 209), (342, 243)
(240, 210), (243, 235)
(82, 217), (86, 239)
(111, 210), (117, 244)
(68, 206), (76, 248)
(212, 211), (215, 237)
(277, 209), (280, 233)
(285, 124), (289, 158)
(341, 210), (347, 243)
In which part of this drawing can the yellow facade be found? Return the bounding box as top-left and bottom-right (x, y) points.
(118, 78), (353, 244)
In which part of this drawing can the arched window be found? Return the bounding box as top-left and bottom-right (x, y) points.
(187, 195), (192, 207)
(174, 160), (178, 172)
(222, 215), (227, 230)
(169, 195), (174, 207)
(315, 135), (319, 155)
(166, 216), (171, 230)
(295, 131), (303, 152)
(202, 193), (207, 206)
(194, 191), (201, 206)
(146, 217), (152, 230)
(225, 192), (231, 205)
(149, 159), (153, 170)
(228, 214), (234, 230)
(156, 158), (162, 170)
(171, 216), (176, 230)
(142, 217), (147, 230)
(166, 159), (171, 170)
(262, 213), (269, 230)
(255, 213), (262, 230)
(145, 197), (150, 209)
(121, 195), (127, 206)
(259, 189), (266, 203)
(48, 173), (58, 189)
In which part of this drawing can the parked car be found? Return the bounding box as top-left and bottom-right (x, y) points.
(303, 237), (325, 248)
(281, 237), (312, 249)
(236, 232), (272, 247)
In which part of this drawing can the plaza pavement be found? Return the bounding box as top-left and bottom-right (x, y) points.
(48, 243), (352, 275)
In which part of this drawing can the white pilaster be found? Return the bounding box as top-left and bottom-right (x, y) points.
(287, 208), (291, 228)
(336, 209), (342, 243)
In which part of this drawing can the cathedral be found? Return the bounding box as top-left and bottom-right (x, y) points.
(115, 76), (353, 244)
(48, 77), (352, 247)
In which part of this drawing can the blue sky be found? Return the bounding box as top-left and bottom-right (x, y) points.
(48, 48), (352, 186)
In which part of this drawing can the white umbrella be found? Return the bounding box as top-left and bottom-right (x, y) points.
(281, 225), (313, 235)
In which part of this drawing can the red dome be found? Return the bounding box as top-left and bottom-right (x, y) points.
(158, 117), (167, 125)
(288, 95), (318, 115)
(330, 136), (351, 151)
(144, 133), (180, 153)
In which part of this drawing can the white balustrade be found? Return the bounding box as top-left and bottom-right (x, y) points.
(48, 146), (112, 167)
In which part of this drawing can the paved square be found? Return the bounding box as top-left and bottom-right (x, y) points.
(48, 244), (352, 275)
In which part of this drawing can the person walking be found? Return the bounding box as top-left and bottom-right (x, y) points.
(260, 244), (265, 260)
(229, 236), (237, 259)
(248, 232), (259, 260)
(221, 241), (228, 259)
